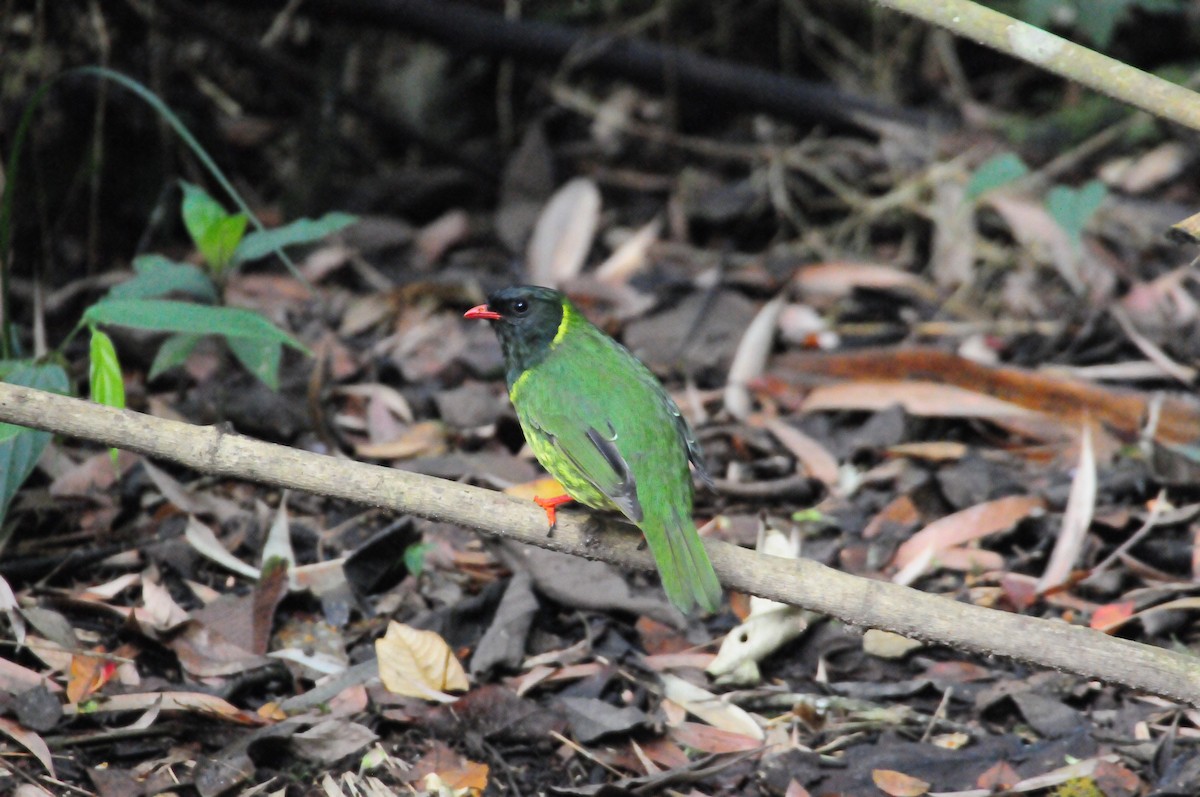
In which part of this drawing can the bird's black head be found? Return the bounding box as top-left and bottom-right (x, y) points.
(464, 285), (567, 385)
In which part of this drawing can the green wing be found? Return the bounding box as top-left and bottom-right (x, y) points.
(526, 414), (643, 522)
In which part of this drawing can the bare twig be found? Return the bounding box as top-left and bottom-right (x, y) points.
(2, 382), (1200, 705)
(874, 0), (1200, 132)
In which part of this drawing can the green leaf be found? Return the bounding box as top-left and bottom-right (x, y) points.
(226, 337), (283, 390)
(180, 182), (248, 273)
(0, 363), (69, 527)
(108, 255), (219, 303)
(206, 214), (250, 276)
(1046, 179), (1107, 245)
(966, 153), (1029, 200)
(148, 334), (203, 381)
(84, 299), (309, 352)
(88, 329), (126, 411)
(234, 212), (358, 265)
(403, 542), (432, 576)
(180, 181), (228, 248)
(88, 329), (126, 468)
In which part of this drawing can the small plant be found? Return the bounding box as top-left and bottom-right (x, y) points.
(967, 151), (1108, 246)
(82, 180), (354, 388)
(0, 68), (355, 531)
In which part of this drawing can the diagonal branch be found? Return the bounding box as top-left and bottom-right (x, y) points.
(875, 0), (1200, 132)
(2, 381), (1199, 705)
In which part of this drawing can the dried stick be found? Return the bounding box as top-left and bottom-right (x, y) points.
(2, 381), (1199, 705)
(875, 0), (1200, 132)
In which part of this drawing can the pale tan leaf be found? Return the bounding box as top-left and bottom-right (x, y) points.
(526, 177), (601, 288)
(261, 494), (298, 580)
(793, 261), (935, 299)
(0, 717), (55, 776)
(185, 515), (261, 580)
(930, 176), (977, 288)
(872, 768), (930, 797)
(724, 296), (785, 419)
(659, 673), (764, 739)
(594, 217), (661, 284)
(355, 420), (448, 460)
(141, 578), (191, 631)
(61, 691), (267, 724)
(416, 209), (470, 265)
(1037, 423), (1096, 593)
(804, 381), (1033, 420)
(376, 621), (469, 701)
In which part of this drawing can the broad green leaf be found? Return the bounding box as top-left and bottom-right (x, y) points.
(226, 337), (282, 390)
(108, 255), (219, 303)
(88, 329), (125, 468)
(88, 329), (125, 411)
(234, 212), (358, 265)
(180, 182), (248, 273)
(1046, 180), (1107, 245)
(84, 299), (309, 353)
(202, 214), (249, 275)
(0, 363), (69, 527)
(149, 334), (203, 380)
(966, 153), (1029, 200)
(180, 181), (228, 250)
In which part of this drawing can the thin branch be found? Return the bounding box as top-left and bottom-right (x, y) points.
(297, 0), (927, 133)
(2, 382), (1199, 704)
(874, 0), (1200, 133)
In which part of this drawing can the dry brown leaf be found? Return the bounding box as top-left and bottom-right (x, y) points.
(376, 621), (469, 702)
(61, 691), (267, 724)
(893, 495), (1046, 571)
(416, 209), (470, 265)
(887, 441), (968, 462)
(762, 418), (839, 487)
(780, 348), (1200, 446)
(141, 579), (191, 632)
(1037, 423), (1096, 593)
(0, 657), (62, 694)
(0, 717), (55, 777)
(804, 380), (1032, 419)
(668, 721), (764, 754)
(67, 647), (115, 704)
(526, 177), (601, 288)
(872, 768), (930, 797)
(355, 420), (447, 460)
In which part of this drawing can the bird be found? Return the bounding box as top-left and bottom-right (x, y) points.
(465, 285), (722, 614)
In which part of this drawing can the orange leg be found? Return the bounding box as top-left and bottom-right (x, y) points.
(534, 494), (574, 531)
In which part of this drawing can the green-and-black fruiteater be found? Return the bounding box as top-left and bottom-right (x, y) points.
(465, 285), (722, 614)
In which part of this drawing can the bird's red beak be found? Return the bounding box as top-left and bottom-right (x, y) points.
(464, 304), (502, 320)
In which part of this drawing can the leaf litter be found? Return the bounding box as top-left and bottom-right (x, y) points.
(6, 6), (1200, 796)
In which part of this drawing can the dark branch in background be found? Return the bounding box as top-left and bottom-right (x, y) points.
(2, 382), (1200, 706)
(300, 0), (931, 133)
(150, 0), (497, 180)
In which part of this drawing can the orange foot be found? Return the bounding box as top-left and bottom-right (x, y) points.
(534, 494), (574, 532)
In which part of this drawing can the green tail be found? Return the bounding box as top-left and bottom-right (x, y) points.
(642, 509), (722, 614)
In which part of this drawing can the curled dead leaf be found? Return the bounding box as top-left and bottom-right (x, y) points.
(376, 621), (469, 702)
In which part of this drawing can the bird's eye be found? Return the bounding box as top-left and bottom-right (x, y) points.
(512, 299), (529, 315)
